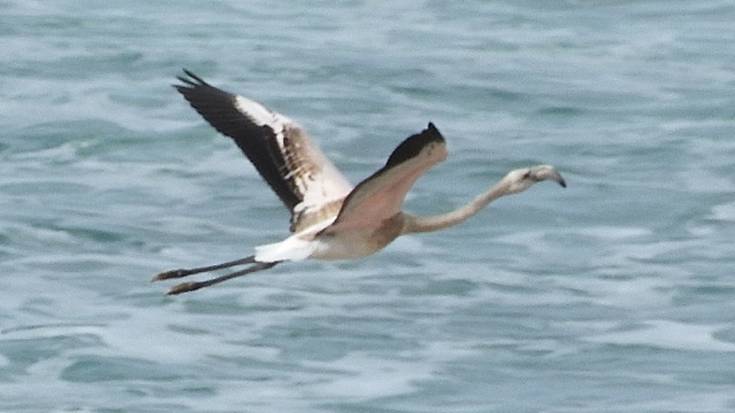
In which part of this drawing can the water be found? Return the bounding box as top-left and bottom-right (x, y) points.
(2, 1), (735, 411)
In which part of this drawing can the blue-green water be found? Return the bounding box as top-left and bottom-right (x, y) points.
(2, 1), (735, 412)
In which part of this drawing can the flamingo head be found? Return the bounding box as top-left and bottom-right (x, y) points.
(504, 164), (566, 194)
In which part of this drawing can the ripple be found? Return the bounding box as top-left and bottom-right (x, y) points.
(61, 356), (183, 382)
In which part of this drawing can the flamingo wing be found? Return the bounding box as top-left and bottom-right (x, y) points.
(325, 123), (447, 232)
(174, 70), (353, 232)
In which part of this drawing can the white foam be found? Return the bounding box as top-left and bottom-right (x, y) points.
(617, 391), (733, 413)
(711, 201), (735, 222)
(571, 276), (674, 310)
(303, 351), (432, 399)
(6, 223), (75, 244)
(572, 226), (651, 240)
(586, 320), (735, 352)
(679, 167), (735, 193)
(300, 341), (478, 401)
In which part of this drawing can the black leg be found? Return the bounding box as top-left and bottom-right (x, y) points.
(152, 255), (256, 282)
(166, 261), (280, 295)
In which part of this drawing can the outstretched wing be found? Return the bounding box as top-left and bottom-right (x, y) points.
(174, 70), (353, 232)
(323, 123), (447, 233)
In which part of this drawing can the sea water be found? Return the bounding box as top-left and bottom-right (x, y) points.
(2, 1), (734, 412)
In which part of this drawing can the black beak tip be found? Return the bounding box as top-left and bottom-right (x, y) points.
(559, 179), (567, 188)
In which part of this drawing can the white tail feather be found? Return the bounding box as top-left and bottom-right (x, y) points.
(254, 236), (316, 262)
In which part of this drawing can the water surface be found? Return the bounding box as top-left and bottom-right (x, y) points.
(2, 1), (735, 412)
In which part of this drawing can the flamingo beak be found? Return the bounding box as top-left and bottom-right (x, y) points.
(531, 165), (566, 188)
(555, 172), (567, 188)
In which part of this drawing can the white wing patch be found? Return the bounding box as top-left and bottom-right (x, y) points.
(234, 94), (352, 232)
(234, 95), (292, 128)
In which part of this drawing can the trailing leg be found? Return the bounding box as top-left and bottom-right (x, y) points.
(152, 255), (256, 282)
(166, 261), (280, 295)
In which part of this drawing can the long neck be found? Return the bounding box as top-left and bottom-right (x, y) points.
(402, 179), (511, 234)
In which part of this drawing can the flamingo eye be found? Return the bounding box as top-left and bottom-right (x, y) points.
(522, 170), (531, 179)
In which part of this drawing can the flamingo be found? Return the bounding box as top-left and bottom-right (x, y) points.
(153, 70), (566, 295)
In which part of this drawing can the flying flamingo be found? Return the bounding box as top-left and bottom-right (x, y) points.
(153, 70), (566, 295)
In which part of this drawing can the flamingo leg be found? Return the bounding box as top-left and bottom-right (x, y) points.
(166, 261), (280, 295)
(152, 255), (256, 282)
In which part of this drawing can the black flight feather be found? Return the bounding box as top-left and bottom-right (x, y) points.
(384, 122), (445, 169)
(173, 70), (301, 209)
